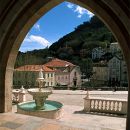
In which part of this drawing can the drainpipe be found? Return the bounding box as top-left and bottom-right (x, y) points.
(120, 59), (122, 87)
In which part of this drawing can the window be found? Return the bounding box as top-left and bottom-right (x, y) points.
(48, 73), (49, 77)
(74, 72), (77, 76)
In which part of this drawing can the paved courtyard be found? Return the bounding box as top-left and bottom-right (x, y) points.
(1, 90), (127, 130)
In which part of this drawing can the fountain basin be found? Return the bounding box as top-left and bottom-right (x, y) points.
(28, 88), (52, 95)
(27, 88), (52, 110)
(17, 100), (63, 119)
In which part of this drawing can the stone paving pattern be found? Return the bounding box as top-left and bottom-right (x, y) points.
(1, 90), (127, 130)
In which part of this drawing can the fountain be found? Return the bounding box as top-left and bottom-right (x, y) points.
(28, 69), (52, 110)
(17, 69), (63, 119)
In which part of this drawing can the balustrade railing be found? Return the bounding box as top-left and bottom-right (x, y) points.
(84, 93), (127, 115)
(12, 86), (26, 103)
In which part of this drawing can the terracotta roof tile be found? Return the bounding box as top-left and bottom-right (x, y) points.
(44, 58), (75, 67)
(15, 65), (54, 72)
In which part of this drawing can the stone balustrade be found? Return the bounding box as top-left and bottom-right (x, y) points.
(12, 86), (26, 103)
(84, 92), (127, 115)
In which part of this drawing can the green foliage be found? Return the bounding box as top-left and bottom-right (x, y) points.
(49, 16), (116, 58)
(15, 48), (50, 68)
(79, 58), (93, 79)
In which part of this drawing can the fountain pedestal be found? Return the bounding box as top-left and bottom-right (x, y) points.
(34, 96), (46, 110)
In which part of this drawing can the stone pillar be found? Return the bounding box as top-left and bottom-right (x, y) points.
(84, 91), (91, 112)
(0, 66), (13, 112)
(0, 67), (6, 112)
(126, 65), (130, 130)
(19, 86), (26, 102)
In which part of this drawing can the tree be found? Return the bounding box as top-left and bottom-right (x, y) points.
(80, 58), (93, 79)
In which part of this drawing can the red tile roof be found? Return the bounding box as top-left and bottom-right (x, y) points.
(44, 58), (75, 67)
(15, 65), (54, 72)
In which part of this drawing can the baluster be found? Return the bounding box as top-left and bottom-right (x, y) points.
(118, 102), (122, 111)
(110, 101), (114, 111)
(106, 101), (110, 111)
(94, 100), (98, 109)
(91, 100), (94, 109)
(114, 101), (118, 111)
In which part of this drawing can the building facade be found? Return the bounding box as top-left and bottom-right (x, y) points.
(92, 56), (128, 87)
(110, 42), (121, 54)
(44, 58), (82, 88)
(92, 47), (105, 60)
(107, 56), (128, 86)
(13, 65), (55, 88)
(13, 58), (82, 88)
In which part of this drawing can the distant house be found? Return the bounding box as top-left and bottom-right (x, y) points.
(110, 42), (121, 54)
(92, 62), (108, 85)
(121, 61), (128, 86)
(108, 56), (121, 82)
(92, 47), (105, 60)
(92, 55), (128, 87)
(44, 58), (82, 88)
(107, 56), (128, 86)
(13, 65), (55, 87)
(91, 42), (128, 87)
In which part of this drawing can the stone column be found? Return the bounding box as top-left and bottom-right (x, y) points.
(0, 67), (6, 112)
(126, 61), (130, 130)
(19, 86), (26, 102)
(84, 91), (91, 112)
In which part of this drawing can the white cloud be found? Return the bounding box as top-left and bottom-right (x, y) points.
(24, 35), (50, 47)
(66, 2), (74, 9)
(66, 2), (94, 18)
(74, 6), (86, 15)
(86, 10), (94, 18)
(34, 24), (40, 31)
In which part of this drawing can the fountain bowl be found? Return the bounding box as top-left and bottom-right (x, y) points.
(27, 88), (52, 96)
(17, 100), (63, 119)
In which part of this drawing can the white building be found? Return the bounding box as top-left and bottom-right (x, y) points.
(44, 58), (82, 88)
(13, 65), (55, 87)
(110, 42), (121, 54)
(107, 56), (128, 86)
(108, 56), (121, 81)
(92, 47), (105, 60)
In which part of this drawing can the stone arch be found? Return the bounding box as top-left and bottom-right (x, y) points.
(0, 0), (130, 129)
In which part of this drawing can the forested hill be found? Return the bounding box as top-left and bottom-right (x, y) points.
(15, 16), (116, 72)
(49, 16), (116, 56)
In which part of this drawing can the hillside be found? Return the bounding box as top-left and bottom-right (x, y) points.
(49, 16), (116, 58)
(15, 16), (116, 78)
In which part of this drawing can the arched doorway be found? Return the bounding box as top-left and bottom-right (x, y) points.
(0, 0), (130, 129)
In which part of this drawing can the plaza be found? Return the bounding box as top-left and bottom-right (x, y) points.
(8, 90), (127, 130)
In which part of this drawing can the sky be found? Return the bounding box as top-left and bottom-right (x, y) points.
(20, 2), (94, 52)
